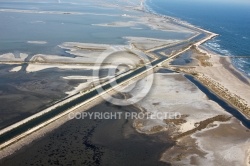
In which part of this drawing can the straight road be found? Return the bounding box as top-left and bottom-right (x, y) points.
(0, 31), (211, 149)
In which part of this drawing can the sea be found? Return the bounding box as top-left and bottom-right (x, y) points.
(146, 0), (250, 77)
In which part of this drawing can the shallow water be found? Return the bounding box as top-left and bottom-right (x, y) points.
(0, 102), (172, 166)
(185, 75), (250, 129)
(0, 64), (110, 130)
(170, 51), (193, 66)
(0, 1), (192, 56)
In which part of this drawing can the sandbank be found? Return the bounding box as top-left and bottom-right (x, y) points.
(27, 41), (47, 44)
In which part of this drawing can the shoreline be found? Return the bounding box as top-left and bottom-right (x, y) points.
(198, 45), (250, 85)
(0, 1), (249, 164)
(0, 0), (240, 143)
(168, 46), (250, 120)
(143, 0), (250, 80)
(0, 3), (194, 152)
(142, 1), (250, 120)
(220, 57), (250, 85)
(198, 47), (250, 86)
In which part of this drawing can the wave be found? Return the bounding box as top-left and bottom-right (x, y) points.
(200, 38), (250, 77)
(203, 40), (232, 56)
(145, 0), (250, 78)
(237, 58), (250, 65)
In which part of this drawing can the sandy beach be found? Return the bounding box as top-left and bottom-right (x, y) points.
(195, 52), (250, 106)
(165, 45), (250, 119)
(131, 71), (250, 166)
(0, 0), (249, 165)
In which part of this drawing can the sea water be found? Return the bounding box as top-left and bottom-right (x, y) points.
(146, 0), (250, 77)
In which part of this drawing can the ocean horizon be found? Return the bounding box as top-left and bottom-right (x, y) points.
(146, 0), (250, 77)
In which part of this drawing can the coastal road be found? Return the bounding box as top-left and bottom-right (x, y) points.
(0, 31), (212, 150)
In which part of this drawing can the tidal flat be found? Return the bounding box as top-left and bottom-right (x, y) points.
(1, 0), (250, 166)
(0, 64), (109, 129)
(0, 100), (173, 166)
(0, 0), (194, 129)
(1, 69), (249, 166)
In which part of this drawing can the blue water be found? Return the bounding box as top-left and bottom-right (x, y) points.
(146, 0), (250, 77)
(0, 1), (193, 56)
